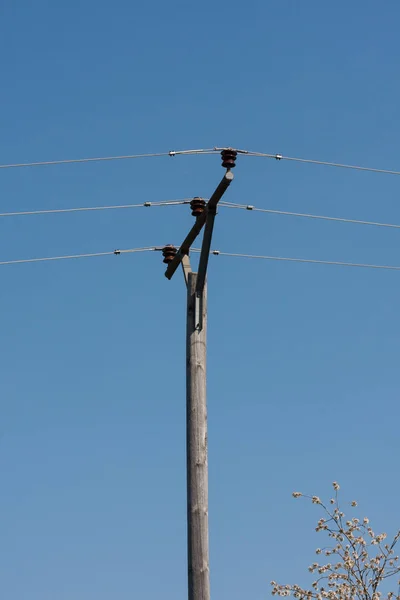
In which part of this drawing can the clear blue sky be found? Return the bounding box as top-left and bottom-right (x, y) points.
(1, 1), (400, 599)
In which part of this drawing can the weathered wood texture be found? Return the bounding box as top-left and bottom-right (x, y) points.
(186, 272), (210, 600)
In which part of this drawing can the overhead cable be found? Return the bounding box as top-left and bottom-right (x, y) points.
(206, 251), (400, 271)
(0, 247), (157, 266)
(0, 148), (217, 170)
(220, 202), (400, 230)
(245, 151), (400, 177)
(2, 145), (399, 177)
(3, 246), (400, 272)
(5, 199), (400, 230)
(0, 199), (189, 218)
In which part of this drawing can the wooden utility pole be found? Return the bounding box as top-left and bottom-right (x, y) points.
(186, 272), (209, 600)
(161, 148), (237, 600)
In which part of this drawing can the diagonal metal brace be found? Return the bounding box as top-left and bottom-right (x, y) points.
(195, 207), (216, 295)
(164, 170), (234, 280)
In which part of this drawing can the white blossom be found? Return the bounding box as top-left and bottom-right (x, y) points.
(272, 486), (399, 600)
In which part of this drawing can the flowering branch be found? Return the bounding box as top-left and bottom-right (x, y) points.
(271, 483), (400, 600)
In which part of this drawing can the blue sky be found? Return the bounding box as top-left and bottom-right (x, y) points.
(1, 1), (400, 599)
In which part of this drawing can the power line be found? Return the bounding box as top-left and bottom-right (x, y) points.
(0, 200), (190, 218)
(0, 148), (217, 170)
(3, 246), (400, 272)
(206, 250), (400, 272)
(0, 247), (157, 266)
(220, 202), (400, 230)
(3, 145), (398, 178)
(245, 151), (400, 177)
(4, 198), (399, 230)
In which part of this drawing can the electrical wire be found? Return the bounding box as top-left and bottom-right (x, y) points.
(1, 245), (400, 272)
(3, 194), (399, 232)
(4, 198), (398, 230)
(0, 148), (217, 170)
(0, 247), (156, 266)
(0, 199), (190, 218)
(2, 145), (399, 177)
(220, 202), (400, 230)
(207, 251), (400, 271)
(245, 151), (400, 177)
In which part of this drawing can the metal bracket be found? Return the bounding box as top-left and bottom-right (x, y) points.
(181, 254), (192, 287)
(195, 291), (203, 331)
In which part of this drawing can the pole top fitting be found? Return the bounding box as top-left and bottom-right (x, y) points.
(161, 244), (177, 264)
(221, 148), (237, 170)
(190, 197), (206, 217)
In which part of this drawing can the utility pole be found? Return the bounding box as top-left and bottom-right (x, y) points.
(186, 270), (208, 600)
(161, 149), (237, 600)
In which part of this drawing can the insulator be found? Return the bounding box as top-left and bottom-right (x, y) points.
(162, 244), (177, 264)
(190, 197), (206, 217)
(221, 148), (237, 169)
